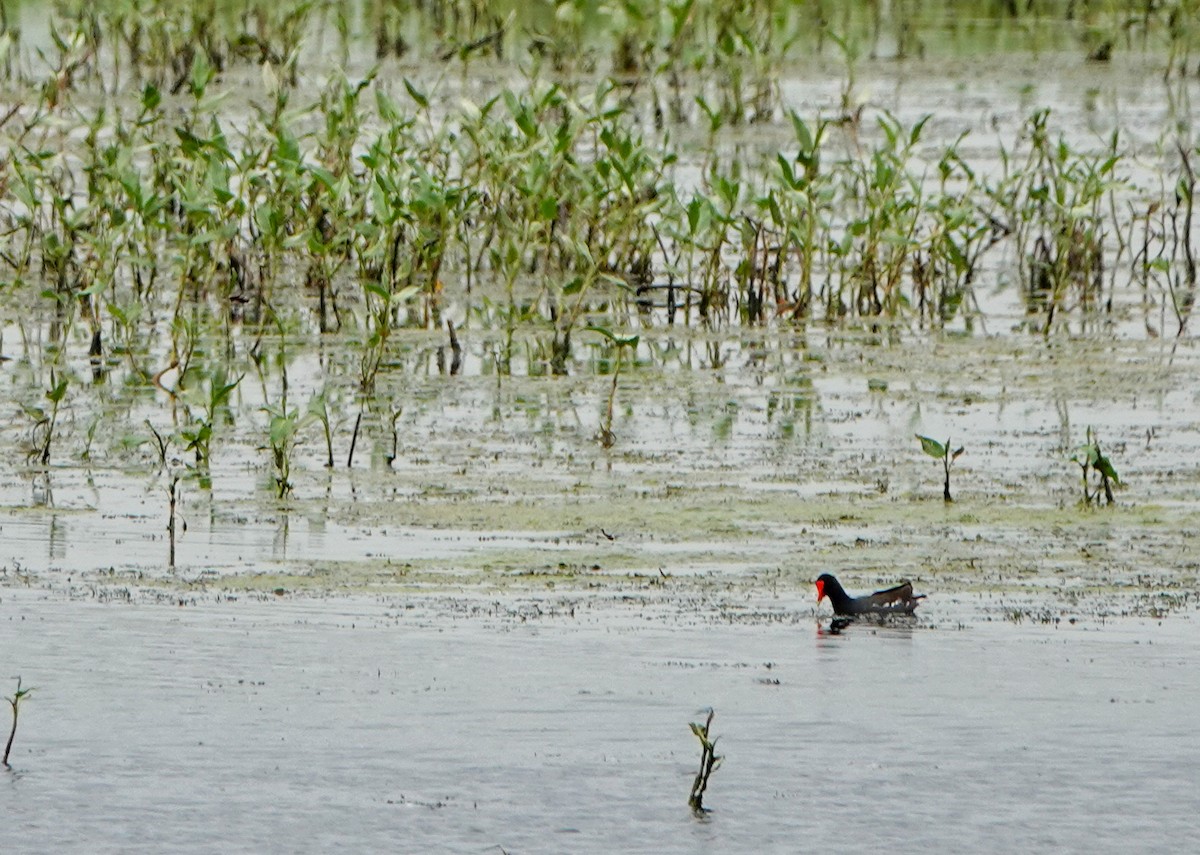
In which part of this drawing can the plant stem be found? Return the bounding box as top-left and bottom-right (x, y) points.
(688, 709), (721, 812)
(4, 678), (30, 767)
(3, 701), (16, 766)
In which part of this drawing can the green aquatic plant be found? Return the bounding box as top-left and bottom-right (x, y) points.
(995, 110), (1122, 333)
(178, 366), (242, 473)
(307, 391), (336, 469)
(1072, 427), (1120, 506)
(24, 370), (70, 467)
(916, 434), (964, 502)
(687, 708), (722, 813)
(588, 325), (639, 448)
(265, 402), (302, 499)
(3, 677), (34, 767)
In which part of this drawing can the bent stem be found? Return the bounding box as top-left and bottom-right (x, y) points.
(4, 677), (34, 767)
(687, 708), (722, 813)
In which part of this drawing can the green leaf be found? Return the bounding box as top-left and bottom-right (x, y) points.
(916, 434), (946, 459)
(588, 324), (617, 344)
(175, 127), (204, 157)
(910, 114), (931, 146)
(1095, 455), (1119, 485)
(376, 88), (400, 123)
(141, 83), (161, 112)
(942, 237), (968, 274)
(47, 378), (69, 403)
(269, 414), (293, 447)
(22, 404), (47, 422)
(1073, 443), (1100, 467)
(790, 110), (813, 152)
(363, 280), (390, 301)
(403, 78), (428, 109)
(189, 52), (213, 98)
(307, 165), (338, 193)
(776, 154), (797, 189)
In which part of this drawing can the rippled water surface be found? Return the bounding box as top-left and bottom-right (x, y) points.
(4, 18), (1200, 850)
(3, 593), (1198, 853)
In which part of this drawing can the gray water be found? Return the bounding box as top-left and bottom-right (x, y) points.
(3, 591), (1197, 853)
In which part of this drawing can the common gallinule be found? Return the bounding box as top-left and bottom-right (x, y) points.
(815, 573), (925, 616)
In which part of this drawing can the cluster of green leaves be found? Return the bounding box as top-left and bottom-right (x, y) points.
(1072, 427), (1121, 506)
(24, 0), (1200, 95)
(916, 434), (964, 502)
(1, 5), (1191, 500)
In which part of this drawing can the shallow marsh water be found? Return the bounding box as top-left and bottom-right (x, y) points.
(3, 592), (1198, 853)
(4, 326), (1200, 853)
(3, 28), (1200, 853)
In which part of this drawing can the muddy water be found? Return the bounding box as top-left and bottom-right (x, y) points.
(3, 591), (1197, 853)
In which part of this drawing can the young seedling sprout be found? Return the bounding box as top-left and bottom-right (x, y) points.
(587, 326), (639, 449)
(916, 435), (965, 502)
(687, 708), (722, 813)
(4, 677), (34, 767)
(1072, 427), (1120, 506)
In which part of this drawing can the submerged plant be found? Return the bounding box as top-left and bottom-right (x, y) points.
(687, 708), (722, 813)
(4, 677), (34, 767)
(916, 434), (964, 502)
(1072, 427), (1120, 506)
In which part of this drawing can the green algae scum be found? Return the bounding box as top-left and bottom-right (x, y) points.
(2, 1), (1200, 851)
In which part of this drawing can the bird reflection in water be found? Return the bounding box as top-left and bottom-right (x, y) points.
(820, 617), (855, 635)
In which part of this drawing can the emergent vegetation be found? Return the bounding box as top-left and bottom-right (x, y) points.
(0, 1), (1192, 501)
(3, 677), (34, 767)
